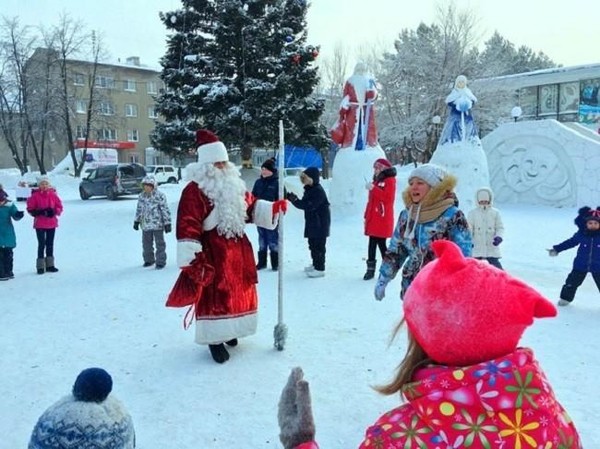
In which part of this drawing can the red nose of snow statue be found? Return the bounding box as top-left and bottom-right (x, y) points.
(403, 239), (557, 366)
(195, 129), (228, 165)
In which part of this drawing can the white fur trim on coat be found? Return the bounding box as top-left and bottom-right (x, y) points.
(196, 141), (228, 165)
(252, 199), (279, 230)
(195, 312), (257, 344)
(177, 239), (202, 268)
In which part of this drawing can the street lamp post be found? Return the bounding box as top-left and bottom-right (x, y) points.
(431, 115), (441, 151)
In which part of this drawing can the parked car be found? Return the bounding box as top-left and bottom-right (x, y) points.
(79, 163), (146, 200)
(145, 165), (179, 184)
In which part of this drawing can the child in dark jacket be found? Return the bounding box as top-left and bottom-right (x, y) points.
(252, 158), (280, 270)
(0, 189), (25, 280)
(548, 207), (600, 306)
(286, 167), (330, 278)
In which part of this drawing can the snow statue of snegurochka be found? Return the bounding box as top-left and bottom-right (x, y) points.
(430, 74), (490, 211)
(330, 62), (387, 213)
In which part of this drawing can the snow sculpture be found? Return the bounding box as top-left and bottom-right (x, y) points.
(430, 75), (490, 211)
(330, 62), (386, 212)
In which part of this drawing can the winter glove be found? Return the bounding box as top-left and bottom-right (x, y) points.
(286, 192), (298, 202)
(272, 199), (288, 215)
(547, 248), (558, 257)
(29, 209), (42, 217)
(164, 223), (172, 233)
(278, 367), (316, 449)
(374, 276), (390, 301)
(43, 208), (55, 218)
(183, 252), (215, 287)
(133, 221), (140, 231)
(492, 236), (503, 246)
(14, 210), (24, 220)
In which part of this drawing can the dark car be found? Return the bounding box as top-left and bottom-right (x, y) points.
(79, 163), (146, 200)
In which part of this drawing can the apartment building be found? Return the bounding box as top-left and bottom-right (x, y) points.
(23, 49), (165, 169)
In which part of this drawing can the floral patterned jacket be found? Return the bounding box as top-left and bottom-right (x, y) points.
(359, 348), (581, 449)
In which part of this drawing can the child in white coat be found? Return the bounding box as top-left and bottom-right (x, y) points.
(467, 187), (504, 269)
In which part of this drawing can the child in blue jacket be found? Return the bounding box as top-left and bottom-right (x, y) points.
(0, 189), (25, 280)
(548, 207), (600, 305)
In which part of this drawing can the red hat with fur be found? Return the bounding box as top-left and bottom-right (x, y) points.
(195, 129), (228, 165)
(403, 240), (557, 366)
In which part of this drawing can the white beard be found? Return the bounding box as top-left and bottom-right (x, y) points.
(186, 162), (247, 238)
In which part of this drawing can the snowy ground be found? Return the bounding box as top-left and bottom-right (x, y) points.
(1, 168), (598, 448)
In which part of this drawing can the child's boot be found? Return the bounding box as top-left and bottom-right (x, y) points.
(363, 259), (376, 280)
(270, 250), (279, 271)
(36, 257), (45, 275)
(45, 256), (59, 273)
(256, 250), (267, 270)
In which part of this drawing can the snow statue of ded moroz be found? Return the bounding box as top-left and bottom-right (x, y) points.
(329, 62), (387, 213)
(430, 74), (490, 211)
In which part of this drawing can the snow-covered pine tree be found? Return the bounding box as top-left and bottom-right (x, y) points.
(152, 0), (328, 162)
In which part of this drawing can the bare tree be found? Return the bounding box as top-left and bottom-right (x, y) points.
(0, 17), (39, 173)
(315, 41), (350, 130)
(41, 14), (111, 177)
(375, 1), (481, 155)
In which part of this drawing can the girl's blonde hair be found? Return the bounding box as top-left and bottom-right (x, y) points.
(374, 319), (432, 396)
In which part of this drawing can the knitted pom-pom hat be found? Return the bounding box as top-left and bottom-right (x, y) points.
(195, 129), (228, 165)
(29, 367), (135, 449)
(403, 240), (556, 366)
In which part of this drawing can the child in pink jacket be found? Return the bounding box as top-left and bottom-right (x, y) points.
(278, 240), (582, 449)
(26, 176), (63, 274)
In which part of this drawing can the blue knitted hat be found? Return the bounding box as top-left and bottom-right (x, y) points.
(28, 368), (135, 449)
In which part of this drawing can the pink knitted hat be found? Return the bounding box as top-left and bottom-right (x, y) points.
(403, 240), (557, 366)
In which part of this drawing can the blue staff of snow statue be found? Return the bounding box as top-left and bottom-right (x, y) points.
(330, 62), (386, 214)
(430, 74), (490, 211)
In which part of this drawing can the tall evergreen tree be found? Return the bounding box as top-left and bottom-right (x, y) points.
(152, 0), (328, 162)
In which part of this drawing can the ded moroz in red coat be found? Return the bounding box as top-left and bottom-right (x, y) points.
(173, 162), (279, 345)
(364, 167), (396, 238)
(330, 62), (379, 150)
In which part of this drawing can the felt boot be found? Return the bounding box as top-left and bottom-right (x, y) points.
(36, 257), (45, 275)
(45, 256), (59, 273)
(256, 250), (267, 270)
(270, 251), (279, 271)
(209, 343), (230, 363)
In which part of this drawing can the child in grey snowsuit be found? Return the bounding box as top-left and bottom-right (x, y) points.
(133, 176), (172, 269)
(0, 189), (25, 280)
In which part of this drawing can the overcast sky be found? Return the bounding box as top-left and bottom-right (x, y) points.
(3, 0), (598, 71)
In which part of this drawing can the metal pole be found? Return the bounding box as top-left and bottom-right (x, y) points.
(273, 120), (288, 350)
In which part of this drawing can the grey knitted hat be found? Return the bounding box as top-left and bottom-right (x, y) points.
(408, 163), (448, 188)
(28, 368), (135, 449)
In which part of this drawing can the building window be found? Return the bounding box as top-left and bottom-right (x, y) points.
(579, 78), (600, 126)
(95, 75), (115, 89)
(127, 129), (139, 142)
(73, 73), (85, 86)
(125, 103), (138, 117)
(99, 101), (114, 116)
(124, 79), (136, 92)
(97, 129), (117, 141)
(146, 81), (158, 94)
(76, 125), (87, 139)
(75, 100), (87, 114)
(148, 106), (157, 118)
(538, 84), (558, 117)
(559, 82), (579, 114)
